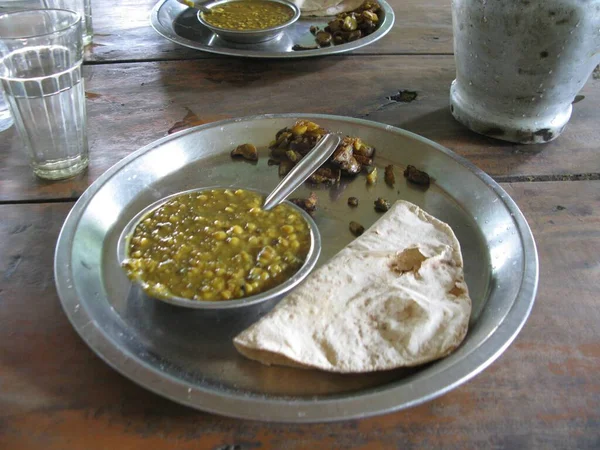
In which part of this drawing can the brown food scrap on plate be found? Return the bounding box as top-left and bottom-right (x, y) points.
(347, 196), (359, 207)
(308, 167), (341, 184)
(330, 137), (361, 175)
(316, 30), (333, 46)
(374, 197), (390, 212)
(404, 165), (431, 186)
(290, 192), (318, 215)
(384, 164), (395, 186)
(231, 143), (258, 161)
(279, 160), (294, 176)
(349, 221), (365, 236)
(292, 44), (320, 51)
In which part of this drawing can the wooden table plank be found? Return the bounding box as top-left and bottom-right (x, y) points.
(87, 0), (453, 63)
(1, 56), (599, 203)
(0, 180), (598, 448)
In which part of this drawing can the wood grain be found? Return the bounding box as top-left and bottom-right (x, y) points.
(2, 56), (599, 202)
(0, 181), (598, 448)
(86, 0), (453, 63)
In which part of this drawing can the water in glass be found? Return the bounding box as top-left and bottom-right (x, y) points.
(0, 88), (13, 132)
(2, 46), (88, 179)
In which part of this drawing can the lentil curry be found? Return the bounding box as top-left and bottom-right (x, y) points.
(122, 188), (311, 302)
(201, 0), (294, 31)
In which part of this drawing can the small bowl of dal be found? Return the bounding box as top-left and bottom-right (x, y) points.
(197, 0), (300, 44)
(117, 187), (321, 309)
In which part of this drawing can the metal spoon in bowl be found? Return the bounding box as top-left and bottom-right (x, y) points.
(195, 3), (213, 14)
(115, 132), (339, 309)
(262, 133), (341, 211)
(194, 2), (227, 14)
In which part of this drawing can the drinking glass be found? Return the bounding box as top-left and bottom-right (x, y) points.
(0, 88), (13, 132)
(0, 9), (89, 180)
(0, 0), (93, 46)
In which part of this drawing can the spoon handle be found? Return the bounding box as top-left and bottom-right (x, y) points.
(196, 3), (212, 14)
(263, 133), (341, 211)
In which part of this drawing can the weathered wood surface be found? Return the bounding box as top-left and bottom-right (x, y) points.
(87, 0), (453, 63)
(2, 56), (599, 202)
(1, 181), (598, 448)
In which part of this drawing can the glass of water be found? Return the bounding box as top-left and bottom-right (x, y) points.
(0, 0), (92, 47)
(0, 88), (14, 132)
(0, 9), (88, 180)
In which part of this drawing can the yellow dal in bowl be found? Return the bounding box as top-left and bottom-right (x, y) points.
(201, 0), (294, 31)
(122, 188), (311, 302)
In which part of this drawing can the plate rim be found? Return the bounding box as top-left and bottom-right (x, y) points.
(149, 0), (396, 59)
(54, 113), (539, 422)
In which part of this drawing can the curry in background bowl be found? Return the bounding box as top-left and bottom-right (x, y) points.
(118, 187), (321, 309)
(197, 0), (300, 44)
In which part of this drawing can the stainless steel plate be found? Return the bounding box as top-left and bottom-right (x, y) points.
(55, 114), (538, 422)
(150, 0), (395, 58)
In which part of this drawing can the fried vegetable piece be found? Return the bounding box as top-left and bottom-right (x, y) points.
(343, 15), (358, 31)
(316, 31), (333, 46)
(366, 167), (378, 184)
(286, 150), (303, 163)
(349, 221), (365, 236)
(271, 130), (293, 150)
(347, 30), (362, 41)
(290, 136), (320, 154)
(374, 197), (390, 212)
(323, 0), (382, 46)
(292, 44), (319, 51)
(269, 120), (376, 183)
(270, 120), (327, 155)
(231, 143), (258, 161)
(404, 165), (431, 186)
(309, 167), (341, 184)
(290, 192), (318, 215)
(348, 196), (359, 207)
(384, 164), (395, 186)
(330, 138), (361, 175)
(354, 154), (373, 166)
(354, 141), (375, 158)
(279, 160), (294, 176)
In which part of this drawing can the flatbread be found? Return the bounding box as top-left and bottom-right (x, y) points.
(233, 200), (472, 373)
(297, 0), (365, 16)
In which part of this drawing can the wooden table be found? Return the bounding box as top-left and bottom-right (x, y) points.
(1, 0), (598, 447)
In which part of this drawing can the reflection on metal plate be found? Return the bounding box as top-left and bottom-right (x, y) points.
(150, 0), (395, 58)
(55, 113), (538, 422)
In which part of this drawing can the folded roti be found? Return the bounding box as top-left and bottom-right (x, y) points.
(295, 0), (365, 16)
(233, 200), (472, 373)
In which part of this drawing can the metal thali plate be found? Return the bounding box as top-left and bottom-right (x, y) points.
(150, 0), (395, 58)
(55, 114), (538, 422)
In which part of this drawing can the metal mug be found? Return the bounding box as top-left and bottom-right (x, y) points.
(450, 0), (600, 144)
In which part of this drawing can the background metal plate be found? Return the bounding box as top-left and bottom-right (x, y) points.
(55, 114), (538, 422)
(150, 0), (395, 58)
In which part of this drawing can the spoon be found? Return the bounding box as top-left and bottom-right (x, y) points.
(187, 0), (216, 14)
(196, 4), (213, 14)
(263, 133), (341, 211)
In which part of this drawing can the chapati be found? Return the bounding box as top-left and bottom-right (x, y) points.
(296, 0), (365, 16)
(233, 200), (472, 373)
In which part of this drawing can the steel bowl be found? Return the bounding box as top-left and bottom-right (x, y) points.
(196, 0), (301, 44)
(116, 186), (321, 310)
